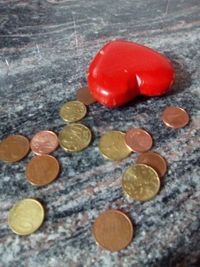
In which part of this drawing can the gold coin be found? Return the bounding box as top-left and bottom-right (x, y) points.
(99, 131), (132, 161)
(122, 164), (160, 201)
(58, 123), (92, 152)
(59, 100), (87, 122)
(8, 198), (44, 235)
(0, 135), (30, 163)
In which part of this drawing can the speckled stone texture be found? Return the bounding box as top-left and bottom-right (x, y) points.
(0, 1), (200, 267)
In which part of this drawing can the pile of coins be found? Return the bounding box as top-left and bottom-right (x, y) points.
(0, 87), (96, 235)
(94, 103), (189, 251)
(0, 130), (60, 234)
(0, 86), (190, 251)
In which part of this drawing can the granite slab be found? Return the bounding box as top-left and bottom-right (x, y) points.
(0, 0), (200, 266)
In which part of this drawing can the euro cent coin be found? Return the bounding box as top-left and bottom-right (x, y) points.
(92, 209), (134, 252)
(162, 106), (189, 128)
(8, 198), (44, 235)
(76, 86), (96, 105)
(59, 100), (87, 122)
(125, 128), (153, 153)
(99, 131), (132, 161)
(26, 155), (60, 186)
(30, 130), (58, 155)
(122, 164), (160, 201)
(136, 151), (167, 177)
(58, 123), (92, 152)
(0, 135), (30, 163)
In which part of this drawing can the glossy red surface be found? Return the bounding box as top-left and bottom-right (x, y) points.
(87, 40), (175, 107)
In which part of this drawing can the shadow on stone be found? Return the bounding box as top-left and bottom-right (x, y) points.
(164, 52), (192, 96)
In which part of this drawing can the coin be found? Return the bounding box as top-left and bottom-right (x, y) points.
(59, 100), (87, 122)
(122, 164), (160, 201)
(99, 131), (132, 161)
(92, 209), (133, 252)
(0, 135), (30, 163)
(125, 128), (153, 153)
(76, 86), (96, 105)
(26, 155), (60, 186)
(162, 106), (189, 128)
(136, 151), (167, 177)
(30, 130), (58, 155)
(8, 198), (44, 235)
(58, 123), (92, 152)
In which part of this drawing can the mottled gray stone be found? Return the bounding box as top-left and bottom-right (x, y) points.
(0, 0), (200, 267)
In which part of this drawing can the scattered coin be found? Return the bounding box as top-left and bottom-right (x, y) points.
(125, 128), (153, 153)
(99, 131), (132, 161)
(26, 155), (60, 186)
(8, 198), (44, 235)
(136, 151), (167, 177)
(59, 100), (87, 122)
(76, 86), (96, 105)
(162, 106), (189, 128)
(122, 164), (160, 201)
(0, 135), (30, 163)
(58, 123), (92, 152)
(92, 209), (133, 252)
(30, 130), (58, 155)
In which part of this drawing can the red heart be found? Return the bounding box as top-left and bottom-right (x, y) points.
(87, 40), (175, 107)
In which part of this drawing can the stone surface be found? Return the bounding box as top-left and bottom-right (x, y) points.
(0, 0), (200, 267)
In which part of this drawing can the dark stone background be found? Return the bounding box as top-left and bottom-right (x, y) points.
(0, 1), (200, 266)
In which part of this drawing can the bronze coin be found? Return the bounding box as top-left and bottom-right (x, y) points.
(136, 151), (167, 177)
(92, 209), (134, 252)
(0, 135), (30, 163)
(162, 106), (189, 128)
(25, 155), (60, 186)
(76, 86), (96, 105)
(125, 128), (153, 152)
(30, 130), (58, 155)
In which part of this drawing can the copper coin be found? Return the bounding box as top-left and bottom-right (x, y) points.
(125, 128), (153, 152)
(25, 155), (60, 186)
(136, 151), (167, 177)
(0, 135), (30, 163)
(162, 106), (189, 128)
(76, 86), (96, 105)
(92, 209), (134, 252)
(30, 130), (58, 155)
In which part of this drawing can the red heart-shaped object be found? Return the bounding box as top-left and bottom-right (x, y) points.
(87, 40), (175, 107)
